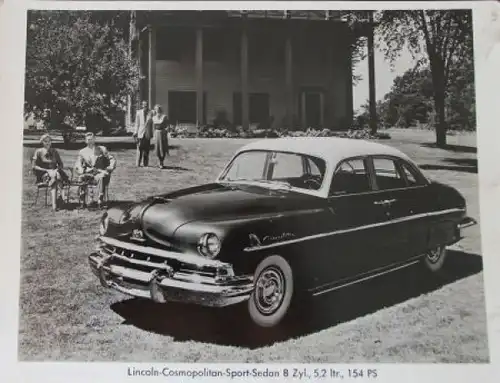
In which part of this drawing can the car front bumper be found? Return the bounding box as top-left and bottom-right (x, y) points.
(458, 216), (477, 230)
(88, 237), (254, 307)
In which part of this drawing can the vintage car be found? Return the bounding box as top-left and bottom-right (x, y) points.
(89, 137), (476, 328)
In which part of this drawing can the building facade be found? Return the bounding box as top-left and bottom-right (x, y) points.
(133, 11), (367, 131)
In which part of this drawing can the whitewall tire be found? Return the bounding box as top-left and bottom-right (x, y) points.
(248, 255), (294, 328)
(423, 245), (447, 272)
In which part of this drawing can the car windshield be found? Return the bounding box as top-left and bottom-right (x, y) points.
(219, 150), (327, 191)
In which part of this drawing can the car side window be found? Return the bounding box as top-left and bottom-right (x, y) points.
(400, 161), (425, 187)
(305, 157), (321, 176)
(271, 152), (304, 178)
(372, 157), (407, 190)
(329, 158), (371, 195)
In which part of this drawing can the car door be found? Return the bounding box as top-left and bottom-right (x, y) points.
(369, 156), (429, 264)
(322, 156), (394, 283)
(395, 158), (432, 256)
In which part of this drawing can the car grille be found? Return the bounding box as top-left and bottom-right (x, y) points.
(99, 243), (218, 278)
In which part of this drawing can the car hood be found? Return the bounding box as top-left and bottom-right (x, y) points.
(110, 182), (320, 238)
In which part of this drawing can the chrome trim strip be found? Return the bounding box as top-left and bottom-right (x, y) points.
(102, 263), (227, 287)
(108, 265), (152, 283)
(458, 217), (477, 229)
(100, 264), (253, 294)
(312, 260), (420, 297)
(90, 253), (253, 286)
(310, 254), (422, 294)
(244, 208), (465, 252)
(102, 250), (172, 270)
(102, 248), (217, 277)
(107, 280), (252, 306)
(329, 185), (427, 198)
(158, 278), (253, 294)
(109, 282), (151, 299)
(99, 236), (227, 267)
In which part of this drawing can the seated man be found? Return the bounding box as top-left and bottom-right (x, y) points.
(75, 132), (116, 208)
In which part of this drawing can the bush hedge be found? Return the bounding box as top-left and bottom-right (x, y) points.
(169, 126), (391, 140)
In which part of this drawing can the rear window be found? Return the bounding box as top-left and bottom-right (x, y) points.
(372, 158), (407, 190)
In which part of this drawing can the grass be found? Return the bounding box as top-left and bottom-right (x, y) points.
(18, 129), (488, 362)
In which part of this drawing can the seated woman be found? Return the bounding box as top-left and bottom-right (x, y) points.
(31, 134), (69, 211)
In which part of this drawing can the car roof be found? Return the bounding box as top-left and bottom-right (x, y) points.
(237, 137), (413, 165)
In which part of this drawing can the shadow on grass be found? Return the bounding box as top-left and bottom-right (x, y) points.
(49, 200), (137, 212)
(110, 250), (483, 349)
(420, 158), (478, 174)
(421, 142), (477, 154)
(161, 165), (192, 172)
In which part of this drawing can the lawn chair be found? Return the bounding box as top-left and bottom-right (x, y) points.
(30, 157), (71, 208)
(84, 181), (111, 207)
(32, 179), (50, 207)
(66, 169), (111, 208)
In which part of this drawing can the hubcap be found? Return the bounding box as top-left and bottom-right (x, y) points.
(254, 266), (286, 315)
(427, 247), (442, 264)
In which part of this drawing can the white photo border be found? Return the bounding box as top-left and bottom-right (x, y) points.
(1, 1), (499, 382)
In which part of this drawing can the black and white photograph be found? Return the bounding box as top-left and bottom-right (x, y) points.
(3, 0), (499, 372)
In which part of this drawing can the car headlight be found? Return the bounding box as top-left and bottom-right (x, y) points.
(197, 233), (221, 258)
(99, 213), (109, 236)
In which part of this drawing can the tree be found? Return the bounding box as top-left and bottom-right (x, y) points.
(445, 50), (476, 131)
(355, 60), (475, 132)
(383, 66), (434, 128)
(376, 10), (474, 147)
(25, 11), (140, 133)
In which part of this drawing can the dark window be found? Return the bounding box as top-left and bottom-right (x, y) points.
(203, 28), (226, 62)
(305, 156), (322, 176)
(300, 91), (324, 129)
(168, 91), (206, 124)
(330, 158), (371, 195)
(247, 29), (284, 67)
(372, 157), (407, 190)
(156, 27), (195, 61)
(233, 93), (270, 125)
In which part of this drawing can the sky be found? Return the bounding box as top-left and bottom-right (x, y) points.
(352, 45), (417, 113)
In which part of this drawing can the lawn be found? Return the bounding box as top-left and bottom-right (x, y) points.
(18, 129), (489, 362)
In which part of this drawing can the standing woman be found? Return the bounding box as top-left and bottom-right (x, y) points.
(32, 134), (69, 211)
(152, 104), (169, 169)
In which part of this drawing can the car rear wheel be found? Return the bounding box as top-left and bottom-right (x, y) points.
(248, 255), (294, 328)
(423, 245), (447, 272)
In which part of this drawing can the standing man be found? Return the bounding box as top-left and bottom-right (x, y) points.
(75, 132), (117, 208)
(134, 100), (152, 167)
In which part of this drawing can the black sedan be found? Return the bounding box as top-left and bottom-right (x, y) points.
(89, 137), (476, 328)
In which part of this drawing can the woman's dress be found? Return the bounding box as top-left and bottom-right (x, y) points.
(32, 147), (69, 186)
(153, 114), (169, 161)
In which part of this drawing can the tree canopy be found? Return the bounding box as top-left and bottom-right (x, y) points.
(374, 9), (475, 146)
(355, 60), (475, 133)
(25, 10), (140, 132)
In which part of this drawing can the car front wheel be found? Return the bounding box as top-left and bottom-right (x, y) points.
(422, 245), (447, 272)
(248, 255), (294, 328)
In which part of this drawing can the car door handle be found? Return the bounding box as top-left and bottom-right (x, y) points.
(373, 199), (396, 206)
